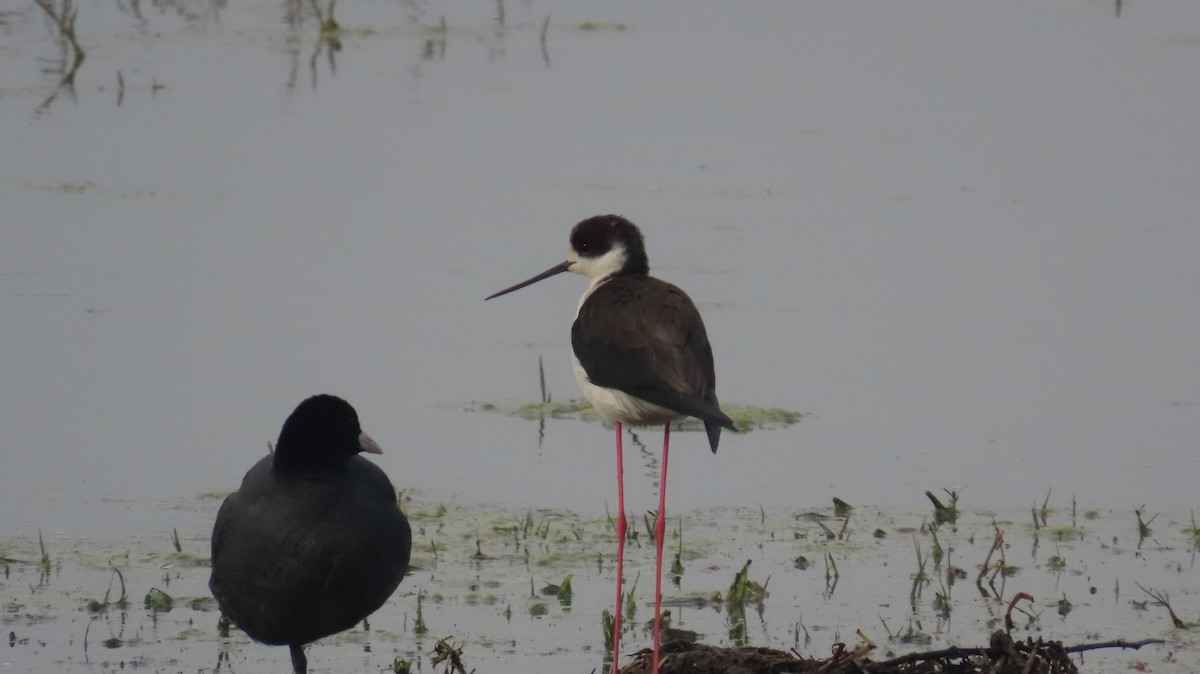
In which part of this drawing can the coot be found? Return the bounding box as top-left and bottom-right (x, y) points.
(210, 394), (411, 674)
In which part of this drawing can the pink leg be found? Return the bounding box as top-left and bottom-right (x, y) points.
(612, 422), (626, 672)
(651, 423), (671, 674)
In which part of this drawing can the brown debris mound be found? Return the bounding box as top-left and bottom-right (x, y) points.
(616, 632), (1162, 674)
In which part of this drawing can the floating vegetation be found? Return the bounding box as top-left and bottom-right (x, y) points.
(576, 21), (626, 32)
(462, 399), (801, 432)
(24, 180), (94, 194)
(617, 632), (1166, 674)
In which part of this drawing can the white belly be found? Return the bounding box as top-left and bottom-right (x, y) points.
(572, 354), (681, 427)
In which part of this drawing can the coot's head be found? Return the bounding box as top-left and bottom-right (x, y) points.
(273, 394), (381, 471)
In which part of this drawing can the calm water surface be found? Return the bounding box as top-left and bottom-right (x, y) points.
(1, 0), (1198, 544)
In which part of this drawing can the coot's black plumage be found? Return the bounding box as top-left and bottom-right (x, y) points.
(209, 395), (411, 674)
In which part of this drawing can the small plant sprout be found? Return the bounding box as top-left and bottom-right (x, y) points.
(539, 13), (551, 66)
(1057, 593), (1073, 617)
(623, 573), (639, 623)
(110, 565), (129, 609)
(601, 609), (615, 652)
(413, 589), (428, 634)
(429, 637), (468, 674)
(823, 552), (839, 597)
(976, 521), (1006, 599)
(1039, 487), (1052, 527)
(726, 560), (753, 645)
(539, 575), (573, 610)
(473, 533), (489, 561)
(1135, 506), (1156, 543)
(32, 0), (85, 89)
(1048, 544), (1067, 572)
(727, 559), (767, 605)
(837, 511), (852, 541)
(933, 582), (951, 621)
(538, 355), (549, 403)
(925, 489), (959, 525)
(38, 529), (51, 575)
(1004, 591), (1036, 634)
(794, 616), (811, 649)
(910, 535), (929, 607)
(878, 615), (895, 640)
(642, 609), (673, 634)
(670, 518), (684, 586)
(925, 519), (944, 570)
(557, 575), (573, 610)
(1136, 582), (1188, 628)
(815, 519), (837, 540)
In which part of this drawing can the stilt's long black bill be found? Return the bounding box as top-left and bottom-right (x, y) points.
(485, 261), (572, 300)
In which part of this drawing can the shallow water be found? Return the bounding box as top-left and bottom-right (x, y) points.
(2, 495), (1197, 673)
(1, 0), (1199, 669)
(3, 0), (1198, 540)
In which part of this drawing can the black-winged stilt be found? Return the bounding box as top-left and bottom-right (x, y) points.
(487, 215), (734, 674)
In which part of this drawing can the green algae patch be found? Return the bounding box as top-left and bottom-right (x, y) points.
(464, 592), (499, 606)
(410, 503), (449, 520)
(534, 550), (596, 568)
(187, 596), (218, 611)
(575, 21), (626, 32)
(24, 180), (95, 194)
(149, 550), (209, 568)
(463, 399), (801, 432)
(686, 404), (803, 432)
(1040, 525), (1083, 540)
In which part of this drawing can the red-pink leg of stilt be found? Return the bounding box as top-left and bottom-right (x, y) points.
(651, 423), (671, 674)
(612, 422), (627, 672)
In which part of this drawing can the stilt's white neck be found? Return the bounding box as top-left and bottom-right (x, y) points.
(576, 274), (615, 317)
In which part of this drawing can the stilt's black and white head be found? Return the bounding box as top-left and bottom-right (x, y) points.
(485, 215), (649, 299)
(565, 215), (650, 281)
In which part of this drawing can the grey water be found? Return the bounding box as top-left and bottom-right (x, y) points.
(2, 0), (1198, 544)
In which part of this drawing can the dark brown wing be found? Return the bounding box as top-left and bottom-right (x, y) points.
(572, 275), (734, 449)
